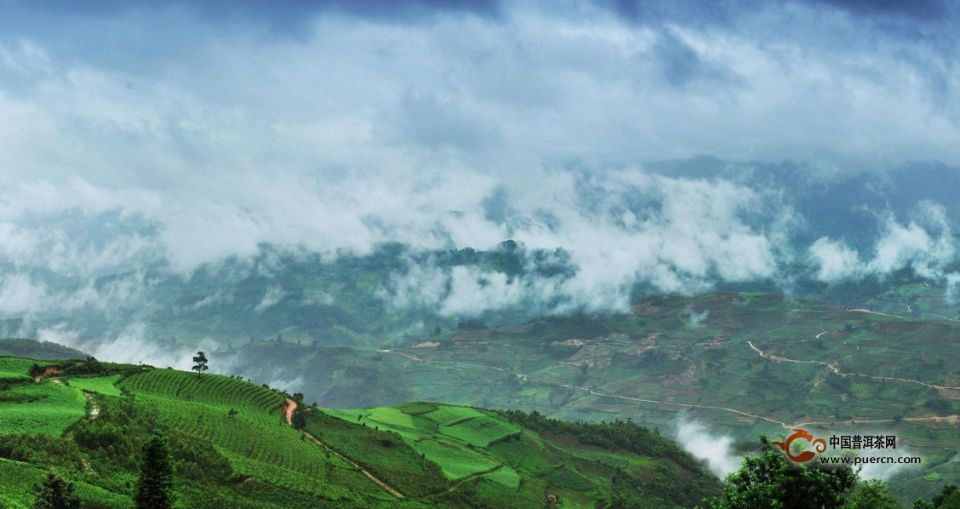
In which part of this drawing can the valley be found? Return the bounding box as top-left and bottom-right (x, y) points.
(224, 290), (960, 503)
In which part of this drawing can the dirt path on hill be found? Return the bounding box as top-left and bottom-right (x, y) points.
(930, 312), (960, 322)
(379, 349), (507, 372)
(565, 383), (791, 427)
(284, 398), (296, 425)
(84, 392), (100, 419)
(282, 399), (405, 499)
(32, 366), (62, 383)
(847, 308), (909, 320)
(747, 341), (841, 374)
(747, 340), (960, 391)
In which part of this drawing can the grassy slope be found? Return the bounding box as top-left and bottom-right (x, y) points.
(0, 357), (49, 380)
(0, 380), (87, 436)
(67, 374), (123, 396)
(0, 356), (718, 508)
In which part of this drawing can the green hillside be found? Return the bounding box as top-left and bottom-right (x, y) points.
(225, 291), (960, 504)
(0, 354), (718, 508)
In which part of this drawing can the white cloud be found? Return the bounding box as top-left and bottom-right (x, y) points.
(868, 206), (954, 279)
(810, 238), (863, 282)
(810, 204), (956, 283)
(946, 273), (960, 304)
(378, 169), (784, 315)
(255, 285), (286, 313)
(675, 418), (742, 478)
(0, 274), (46, 315)
(0, 3), (955, 321)
(441, 267), (528, 316)
(687, 308), (709, 327)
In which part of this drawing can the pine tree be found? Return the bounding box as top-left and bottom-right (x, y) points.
(33, 470), (80, 509)
(292, 408), (307, 430)
(135, 436), (173, 509)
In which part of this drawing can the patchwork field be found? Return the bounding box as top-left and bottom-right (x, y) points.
(319, 401), (716, 508)
(324, 403), (521, 483)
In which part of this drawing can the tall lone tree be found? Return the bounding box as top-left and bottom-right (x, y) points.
(192, 351), (208, 377)
(33, 470), (80, 509)
(135, 435), (173, 509)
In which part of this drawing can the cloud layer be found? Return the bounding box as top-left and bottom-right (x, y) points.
(0, 0), (958, 329)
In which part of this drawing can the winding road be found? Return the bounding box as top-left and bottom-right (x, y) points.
(747, 341), (960, 391)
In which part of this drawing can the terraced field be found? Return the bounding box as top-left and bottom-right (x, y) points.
(120, 369), (393, 506)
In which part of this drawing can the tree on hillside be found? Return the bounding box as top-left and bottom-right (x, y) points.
(915, 484), (960, 509)
(698, 437), (858, 509)
(291, 393), (307, 429)
(33, 470), (80, 509)
(135, 436), (173, 509)
(292, 408), (307, 430)
(192, 351), (208, 377)
(843, 479), (899, 509)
